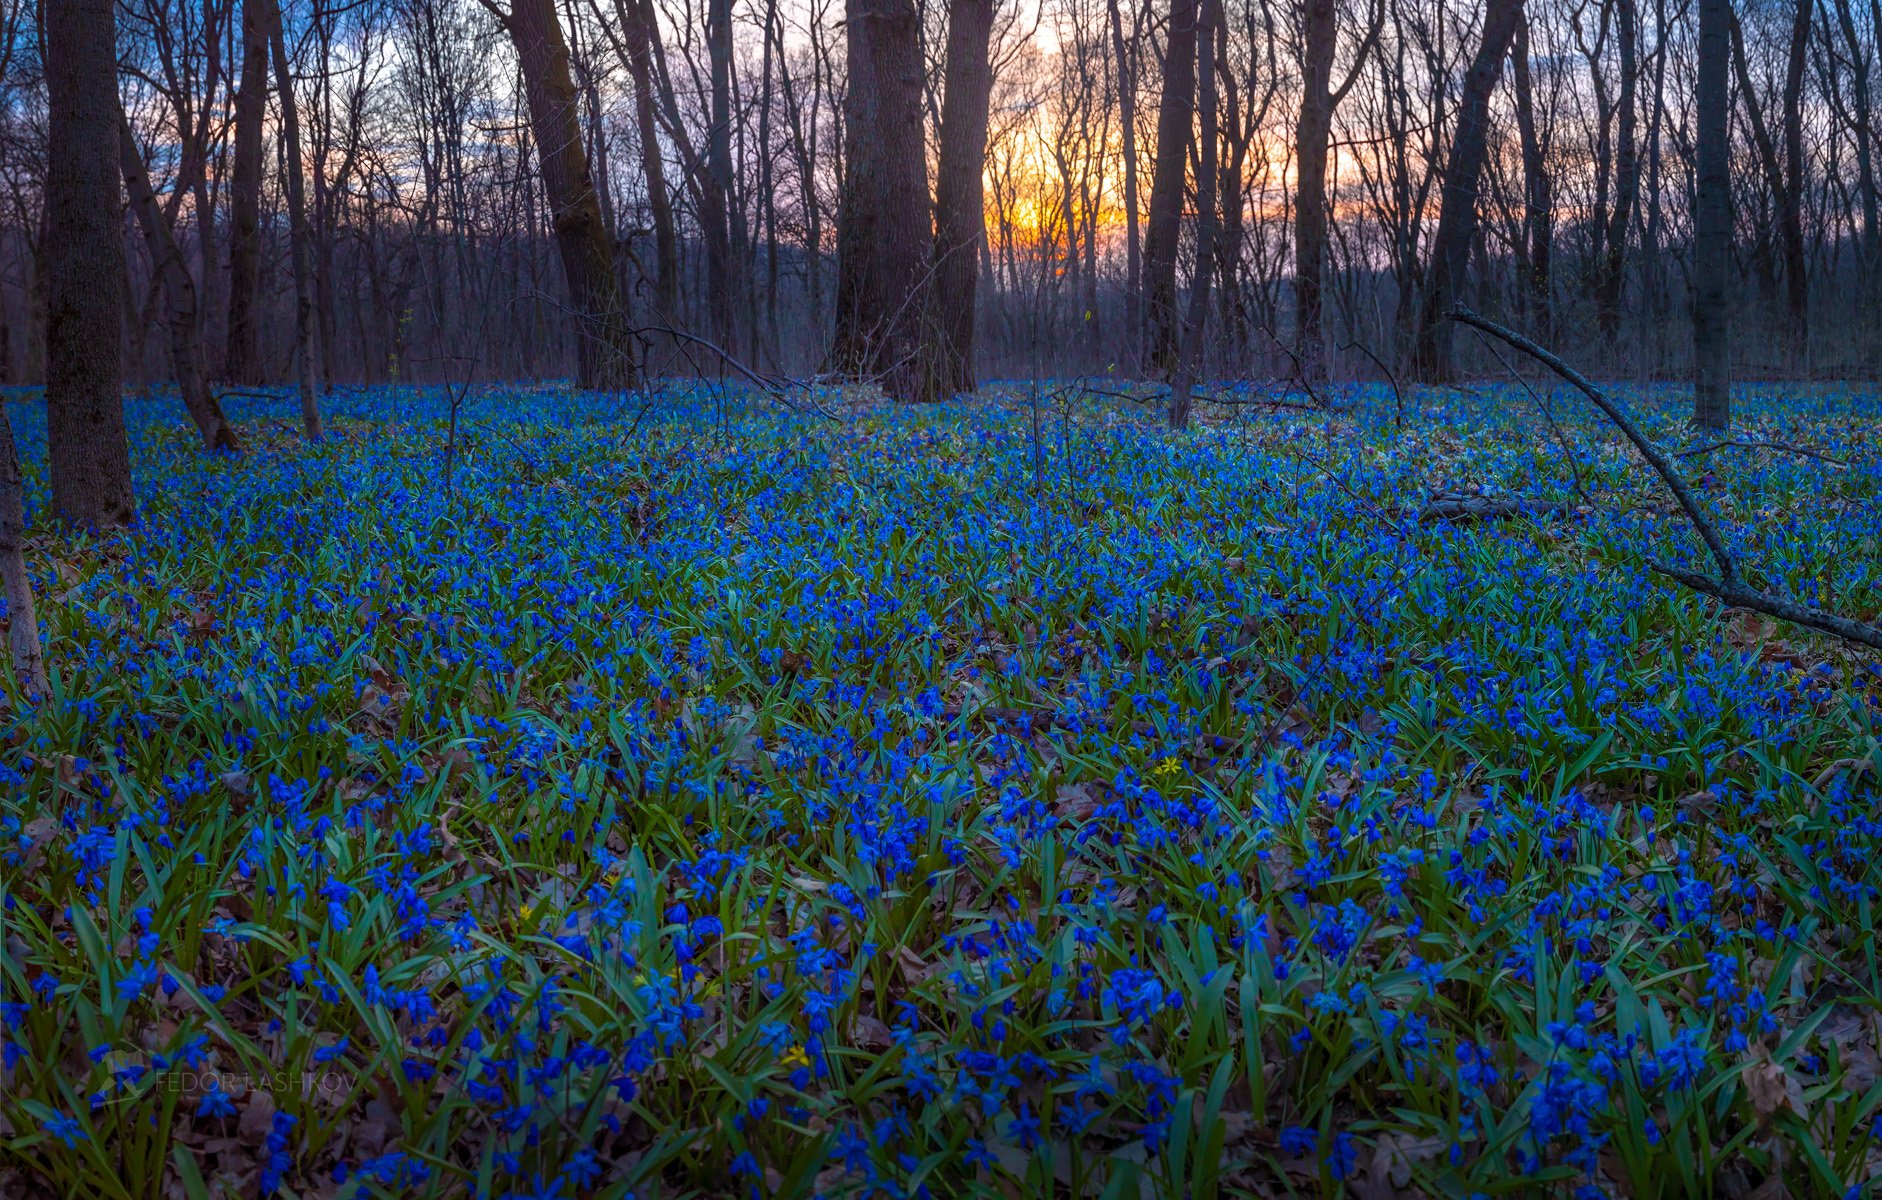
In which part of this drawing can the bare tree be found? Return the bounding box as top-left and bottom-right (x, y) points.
(607, 0), (677, 321)
(1168, 0), (1219, 428)
(1142, 0), (1197, 376)
(1107, 0), (1142, 369)
(1592, 0), (1638, 338)
(224, 0), (270, 386)
(119, 113), (241, 452)
(830, 0), (930, 399)
(1511, 12), (1552, 339)
(1292, 0), (1380, 376)
(257, 0), (325, 436)
(1409, 0), (1523, 384)
(1693, 0), (1731, 428)
(481, 0), (639, 388)
(705, 0), (736, 345)
(927, 0), (995, 396)
(44, 0), (135, 529)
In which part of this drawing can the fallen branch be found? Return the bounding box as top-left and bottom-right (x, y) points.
(1449, 305), (1882, 651)
(1416, 490), (1571, 524)
(1675, 437), (1851, 468)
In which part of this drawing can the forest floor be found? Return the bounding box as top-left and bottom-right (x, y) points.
(3, 378), (1882, 1199)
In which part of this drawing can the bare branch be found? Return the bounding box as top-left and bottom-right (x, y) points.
(1449, 305), (1882, 651)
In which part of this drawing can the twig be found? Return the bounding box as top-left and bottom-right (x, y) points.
(1338, 337), (1404, 431)
(1449, 305), (1882, 651)
(1258, 326), (1333, 412)
(1465, 327), (1593, 505)
(1675, 437), (1851, 468)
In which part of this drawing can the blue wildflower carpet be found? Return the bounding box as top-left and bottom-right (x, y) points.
(3, 380), (1881, 1199)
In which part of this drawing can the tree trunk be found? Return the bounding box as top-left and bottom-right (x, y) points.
(1292, 0), (1335, 375)
(500, 0), (638, 389)
(1108, 0), (1142, 372)
(1409, 0), (1523, 383)
(1778, 0), (1813, 351)
(258, 0), (324, 437)
(1832, 0), (1879, 374)
(618, 0), (678, 323)
(1168, 0), (1218, 429)
(1727, 8), (1792, 349)
(1693, 0), (1732, 429)
(44, 0), (135, 530)
(927, 0), (995, 397)
(705, 0), (736, 346)
(1512, 14), (1552, 339)
(1142, 0), (1197, 377)
(118, 116), (240, 454)
(0, 404), (46, 699)
(830, 0), (930, 401)
(1594, 0), (1637, 338)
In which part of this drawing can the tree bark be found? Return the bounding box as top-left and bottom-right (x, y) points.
(257, 0), (325, 437)
(119, 116), (240, 454)
(1512, 14), (1552, 339)
(927, 0), (995, 397)
(616, 0), (678, 323)
(1142, 0), (1198, 377)
(224, 0), (270, 385)
(494, 0), (638, 389)
(1409, 0), (1523, 384)
(1108, 0), (1142, 371)
(830, 0), (930, 400)
(1168, 0), (1218, 429)
(705, 0), (736, 346)
(44, 0), (135, 530)
(1693, 0), (1732, 428)
(1778, 0), (1813, 350)
(1831, 0), (1879, 374)
(1594, 0), (1638, 338)
(1293, 0), (1335, 376)
(0, 403), (46, 699)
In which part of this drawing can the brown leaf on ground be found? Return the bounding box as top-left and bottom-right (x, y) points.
(1745, 1056), (1803, 1119)
(236, 1091), (276, 1144)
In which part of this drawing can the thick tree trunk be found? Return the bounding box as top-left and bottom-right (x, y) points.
(258, 0), (324, 437)
(1292, 0), (1335, 376)
(1693, 0), (1732, 428)
(1512, 16), (1552, 340)
(1594, 0), (1638, 338)
(1108, 0), (1142, 371)
(830, 0), (930, 401)
(1168, 0), (1218, 429)
(44, 0), (134, 530)
(0, 405), (46, 699)
(119, 116), (240, 454)
(1142, 0), (1197, 377)
(1409, 0), (1523, 383)
(927, 0), (995, 397)
(502, 0), (638, 389)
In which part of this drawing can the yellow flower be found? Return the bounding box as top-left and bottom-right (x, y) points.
(1153, 756), (1182, 778)
(781, 1046), (810, 1068)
